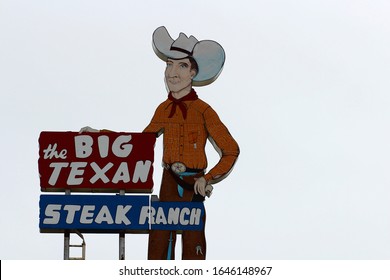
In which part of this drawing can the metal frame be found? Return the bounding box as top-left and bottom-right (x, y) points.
(63, 190), (87, 260)
(67, 231), (86, 260)
(63, 189), (126, 260)
(119, 190), (126, 260)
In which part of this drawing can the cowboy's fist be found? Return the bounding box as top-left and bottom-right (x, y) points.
(79, 126), (99, 133)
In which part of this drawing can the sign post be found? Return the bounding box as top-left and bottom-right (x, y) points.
(119, 189), (125, 260)
(38, 131), (156, 260)
(38, 131), (206, 259)
(64, 189), (70, 260)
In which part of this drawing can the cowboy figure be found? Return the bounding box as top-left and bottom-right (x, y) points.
(144, 26), (239, 260)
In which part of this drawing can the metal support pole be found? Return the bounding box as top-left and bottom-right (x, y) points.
(64, 231), (70, 260)
(119, 232), (125, 260)
(64, 189), (71, 260)
(119, 190), (125, 260)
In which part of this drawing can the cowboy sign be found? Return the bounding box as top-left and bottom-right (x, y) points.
(80, 26), (239, 260)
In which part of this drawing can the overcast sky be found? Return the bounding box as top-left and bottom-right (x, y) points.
(1, 0), (390, 260)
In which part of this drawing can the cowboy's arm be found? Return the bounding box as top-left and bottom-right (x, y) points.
(143, 122), (163, 136)
(203, 106), (240, 184)
(194, 107), (239, 196)
(143, 105), (165, 136)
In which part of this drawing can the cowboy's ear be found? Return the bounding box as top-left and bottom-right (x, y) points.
(190, 69), (197, 79)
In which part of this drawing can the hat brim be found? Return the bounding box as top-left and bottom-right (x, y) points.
(152, 26), (225, 87)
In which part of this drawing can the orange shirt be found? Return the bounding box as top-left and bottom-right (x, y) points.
(143, 96), (239, 184)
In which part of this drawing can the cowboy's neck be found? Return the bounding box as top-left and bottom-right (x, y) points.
(171, 85), (192, 100)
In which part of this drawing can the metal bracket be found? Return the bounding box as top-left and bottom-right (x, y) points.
(119, 190), (126, 260)
(69, 231), (86, 260)
(63, 189), (86, 260)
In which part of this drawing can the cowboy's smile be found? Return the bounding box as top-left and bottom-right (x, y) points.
(167, 78), (180, 84)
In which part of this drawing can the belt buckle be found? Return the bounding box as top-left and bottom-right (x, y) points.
(171, 162), (186, 174)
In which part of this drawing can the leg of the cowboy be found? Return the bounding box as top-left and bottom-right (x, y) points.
(148, 230), (177, 260)
(181, 229), (206, 260)
(148, 169), (180, 260)
(181, 212), (206, 260)
(159, 169), (183, 201)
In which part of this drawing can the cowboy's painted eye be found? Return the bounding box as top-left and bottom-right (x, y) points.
(179, 63), (189, 68)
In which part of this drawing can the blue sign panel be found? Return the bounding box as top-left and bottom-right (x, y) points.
(146, 201), (205, 231)
(39, 195), (205, 233)
(39, 194), (149, 233)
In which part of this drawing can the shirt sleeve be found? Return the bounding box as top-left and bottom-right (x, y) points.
(143, 105), (165, 137)
(203, 106), (240, 184)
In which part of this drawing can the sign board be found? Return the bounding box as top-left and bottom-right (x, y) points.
(39, 195), (205, 233)
(149, 201), (205, 232)
(38, 132), (156, 193)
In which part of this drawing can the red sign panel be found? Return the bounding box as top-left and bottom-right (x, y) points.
(38, 132), (156, 193)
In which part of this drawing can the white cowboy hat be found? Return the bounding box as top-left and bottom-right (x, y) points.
(152, 26), (225, 87)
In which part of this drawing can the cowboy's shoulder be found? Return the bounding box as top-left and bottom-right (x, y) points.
(153, 98), (172, 112)
(191, 98), (213, 114)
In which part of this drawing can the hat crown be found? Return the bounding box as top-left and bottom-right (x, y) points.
(170, 33), (198, 56)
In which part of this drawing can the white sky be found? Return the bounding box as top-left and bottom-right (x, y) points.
(1, 0), (390, 260)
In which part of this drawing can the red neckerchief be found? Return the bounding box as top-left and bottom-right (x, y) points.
(168, 89), (198, 119)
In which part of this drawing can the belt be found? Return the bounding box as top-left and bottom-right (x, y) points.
(163, 162), (206, 202)
(163, 162), (204, 174)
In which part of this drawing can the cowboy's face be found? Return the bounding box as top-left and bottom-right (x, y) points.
(165, 58), (196, 94)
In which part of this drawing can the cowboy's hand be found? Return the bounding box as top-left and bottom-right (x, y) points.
(194, 176), (207, 197)
(79, 126), (99, 133)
